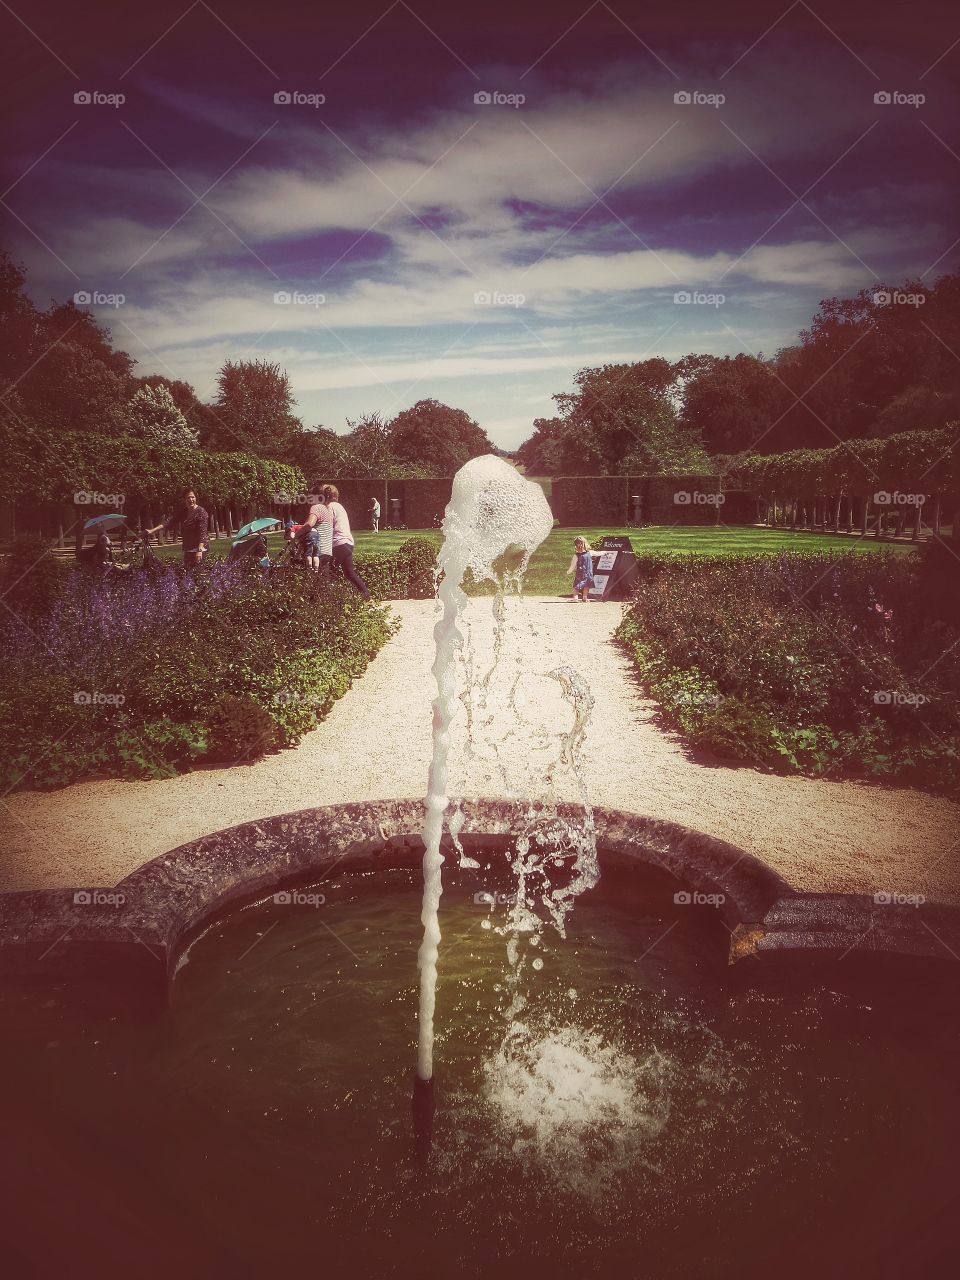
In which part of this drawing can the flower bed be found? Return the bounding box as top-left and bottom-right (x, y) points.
(0, 542), (401, 790)
(616, 550), (960, 794)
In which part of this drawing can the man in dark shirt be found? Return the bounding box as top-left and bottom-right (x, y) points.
(147, 488), (210, 567)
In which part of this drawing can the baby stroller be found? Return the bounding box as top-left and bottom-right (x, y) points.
(227, 531), (271, 569)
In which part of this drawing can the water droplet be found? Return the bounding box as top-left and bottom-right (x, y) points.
(532, 958), (544, 970)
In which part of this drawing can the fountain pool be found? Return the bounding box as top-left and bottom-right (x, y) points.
(1, 858), (958, 1280)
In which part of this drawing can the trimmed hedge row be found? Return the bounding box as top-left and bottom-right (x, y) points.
(0, 550), (398, 791)
(0, 423), (306, 508)
(616, 549), (960, 794)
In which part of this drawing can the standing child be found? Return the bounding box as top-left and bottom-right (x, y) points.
(567, 536), (596, 603)
(301, 487), (333, 576)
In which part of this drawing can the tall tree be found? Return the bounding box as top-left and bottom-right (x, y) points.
(127, 382), (198, 448)
(203, 358), (301, 457)
(388, 399), (492, 473)
(679, 353), (784, 458)
(545, 359), (708, 474)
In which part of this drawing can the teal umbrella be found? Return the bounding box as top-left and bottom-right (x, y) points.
(233, 516), (280, 544)
(83, 513), (129, 532)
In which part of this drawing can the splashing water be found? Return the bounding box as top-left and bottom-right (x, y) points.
(483, 1019), (672, 1202)
(416, 456), (555, 1082)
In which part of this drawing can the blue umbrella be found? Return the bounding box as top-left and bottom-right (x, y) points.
(83, 513), (129, 532)
(233, 516), (281, 543)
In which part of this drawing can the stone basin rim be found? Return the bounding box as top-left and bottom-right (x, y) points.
(1, 799), (958, 995)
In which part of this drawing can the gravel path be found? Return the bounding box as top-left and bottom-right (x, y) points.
(2, 597), (958, 903)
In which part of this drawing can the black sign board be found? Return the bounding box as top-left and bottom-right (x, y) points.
(587, 536), (639, 601)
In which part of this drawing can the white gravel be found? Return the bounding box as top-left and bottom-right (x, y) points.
(2, 597), (958, 903)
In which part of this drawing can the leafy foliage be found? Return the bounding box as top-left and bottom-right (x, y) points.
(0, 560), (398, 790)
(127, 382), (198, 449)
(616, 551), (960, 794)
(517, 360), (708, 476)
(354, 536), (437, 599)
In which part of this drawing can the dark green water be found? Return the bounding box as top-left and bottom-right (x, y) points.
(0, 865), (957, 1279)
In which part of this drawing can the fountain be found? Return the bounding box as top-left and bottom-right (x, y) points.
(415, 456), (555, 1122)
(1, 462), (960, 1276)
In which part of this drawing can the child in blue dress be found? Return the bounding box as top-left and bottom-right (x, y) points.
(567, 536), (596, 602)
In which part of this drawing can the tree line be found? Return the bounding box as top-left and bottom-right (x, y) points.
(516, 275), (960, 475)
(0, 252), (495, 499)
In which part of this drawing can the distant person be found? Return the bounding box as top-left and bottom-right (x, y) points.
(146, 488), (209, 568)
(370, 495), (381, 532)
(567, 536), (596, 603)
(323, 484), (371, 599)
(300, 486), (333, 576)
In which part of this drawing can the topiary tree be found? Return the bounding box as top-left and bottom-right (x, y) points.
(127, 383), (198, 449)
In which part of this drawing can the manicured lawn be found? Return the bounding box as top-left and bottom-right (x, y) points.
(150, 524), (915, 596)
(524, 527), (915, 596)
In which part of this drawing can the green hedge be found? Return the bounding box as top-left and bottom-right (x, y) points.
(354, 536), (437, 599)
(0, 422), (306, 508)
(616, 550), (960, 794)
(735, 423), (959, 498)
(0, 560), (396, 790)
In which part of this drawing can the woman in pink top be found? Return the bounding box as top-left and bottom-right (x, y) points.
(322, 484), (371, 599)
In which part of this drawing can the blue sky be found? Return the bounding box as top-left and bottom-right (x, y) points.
(3, 0), (958, 447)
